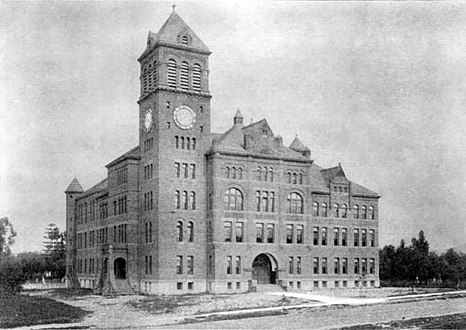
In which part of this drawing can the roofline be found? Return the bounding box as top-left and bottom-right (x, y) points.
(138, 42), (211, 62)
(105, 146), (141, 168)
(206, 149), (313, 164)
(138, 87), (211, 104)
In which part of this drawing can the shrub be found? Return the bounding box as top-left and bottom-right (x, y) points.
(0, 256), (26, 295)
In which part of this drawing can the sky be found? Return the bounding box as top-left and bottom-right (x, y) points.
(0, 1), (465, 254)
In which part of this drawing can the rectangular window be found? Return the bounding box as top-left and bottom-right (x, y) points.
(227, 256), (232, 274)
(256, 223), (264, 243)
(342, 228), (348, 246)
(354, 229), (359, 247)
(362, 229), (367, 247)
(270, 192), (275, 212)
(297, 256), (302, 275)
(354, 258), (360, 274)
(255, 191), (261, 212)
(342, 258), (348, 274)
(321, 257), (327, 274)
(313, 281), (319, 288)
(321, 227), (327, 246)
(267, 223), (274, 243)
(224, 222), (232, 242)
(313, 226), (319, 245)
(261, 191), (268, 212)
(296, 225), (304, 244)
(370, 258), (375, 274)
(286, 224), (293, 244)
(176, 256), (183, 274)
(236, 222), (243, 242)
(334, 228), (340, 246)
(235, 256), (241, 274)
(177, 282), (182, 290)
(188, 282), (193, 290)
(334, 257), (340, 274)
(313, 257), (319, 274)
(187, 256), (194, 275)
(175, 162), (180, 177)
(369, 229), (375, 247)
(236, 282), (241, 289)
(289, 256), (294, 274)
(362, 258), (367, 274)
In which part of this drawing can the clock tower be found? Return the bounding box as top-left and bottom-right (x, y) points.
(137, 8), (211, 291)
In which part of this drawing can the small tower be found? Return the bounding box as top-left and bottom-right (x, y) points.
(65, 178), (83, 288)
(234, 109), (243, 126)
(289, 135), (311, 158)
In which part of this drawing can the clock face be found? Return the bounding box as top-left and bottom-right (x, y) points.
(144, 108), (153, 132)
(173, 105), (196, 130)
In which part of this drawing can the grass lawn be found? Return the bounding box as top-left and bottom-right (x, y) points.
(341, 313), (466, 329)
(0, 293), (91, 328)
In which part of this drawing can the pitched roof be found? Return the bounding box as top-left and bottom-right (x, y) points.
(141, 10), (210, 59)
(78, 179), (108, 199)
(321, 163), (346, 181)
(65, 178), (84, 194)
(289, 136), (308, 152)
(106, 146), (141, 168)
(350, 181), (379, 197)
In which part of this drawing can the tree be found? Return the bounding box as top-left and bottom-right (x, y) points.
(0, 217), (17, 257)
(42, 223), (66, 278)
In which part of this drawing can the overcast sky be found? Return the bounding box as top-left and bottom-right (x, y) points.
(1, 1), (465, 253)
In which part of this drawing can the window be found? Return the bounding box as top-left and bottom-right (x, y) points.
(188, 282), (193, 290)
(362, 205), (367, 219)
(175, 163), (180, 177)
(354, 229), (359, 247)
(334, 257), (340, 274)
(321, 257), (328, 274)
(289, 257), (294, 274)
(334, 228), (340, 246)
(192, 138), (196, 150)
(257, 167), (262, 181)
(167, 59), (177, 88)
(177, 221), (183, 242)
(235, 256), (241, 274)
(236, 282), (241, 289)
(256, 223), (264, 243)
(296, 225), (304, 244)
(236, 222), (243, 242)
(180, 61), (189, 90)
(353, 205), (359, 219)
(182, 191), (188, 209)
(321, 203), (328, 217)
(224, 222), (232, 242)
(341, 204), (348, 218)
(333, 203), (339, 218)
(321, 227), (327, 246)
(362, 258), (367, 274)
(267, 223), (274, 243)
(177, 282), (182, 290)
(342, 258), (348, 274)
(226, 166), (230, 178)
(261, 191), (268, 212)
(369, 229), (375, 247)
(188, 221), (194, 242)
(192, 63), (201, 92)
(362, 229), (367, 247)
(182, 163), (188, 178)
(313, 226), (319, 245)
(312, 202), (319, 216)
(313, 258), (319, 274)
(176, 256), (183, 274)
(190, 192), (196, 210)
(269, 168), (274, 182)
(175, 136), (179, 148)
(227, 256), (232, 274)
(286, 224), (293, 244)
(354, 258), (359, 274)
(224, 188), (243, 211)
(175, 190), (180, 209)
(270, 192), (275, 212)
(255, 191), (260, 211)
(369, 258), (375, 274)
(342, 228), (348, 246)
(287, 192), (303, 214)
(238, 168), (243, 179)
(187, 256), (194, 275)
(297, 257), (302, 274)
(369, 206), (375, 220)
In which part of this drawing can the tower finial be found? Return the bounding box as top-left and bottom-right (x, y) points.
(172, 3), (176, 12)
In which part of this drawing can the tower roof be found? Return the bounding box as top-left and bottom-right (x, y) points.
(141, 9), (210, 59)
(289, 135), (309, 152)
(65, 178), (84, 194)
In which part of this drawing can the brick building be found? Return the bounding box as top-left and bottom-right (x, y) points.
(65, 9), (380, 294)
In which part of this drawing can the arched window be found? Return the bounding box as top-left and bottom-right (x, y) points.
(167, 59), (177, 88)
(353, 205), (359, 219)
(175, 136), (179, 148)
(299, 173), (303, 184)
(312, 202), (319, 217)
(333, 203), (339, 218)
(287, 172), (292, 183)
(177, 221), (183, 242)
(361, 205), (367, 219)
(226, 166), (230, 178)
(341, 204), (348, 218)
(369, 206), (375, 220)
(224, 188), (244, 211)
(182, 191), (188, 210)
(180, 61), (189, 91)
(186, 137), (190, 150)
(190, 192), (196, 210)
(264, 167), (268, 181)
(321, 202), (328, 217)
(180, 137), (185, 149)
(175, 190), (180, 209)
(257, 167), (262, 181)
(187, 221), (194, 242)
(292, 173), (297, 184)
(269, 168), (273, 182)
(238, 168), (243, 180)
(232, 167), (236, 179)
(192, 63), (201, 92)
(287, 192), (303, 214)
(192, 138), (196, 150)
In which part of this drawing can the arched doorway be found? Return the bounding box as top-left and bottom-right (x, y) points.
(114, 258), (126, 279)
(252, 254), (277, 284)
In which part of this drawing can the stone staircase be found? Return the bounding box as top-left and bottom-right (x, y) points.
(255, 284), (285, 292)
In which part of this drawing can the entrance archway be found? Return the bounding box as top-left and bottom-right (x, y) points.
(252, 254), (277, 284)
(114, 258), (126, 279)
